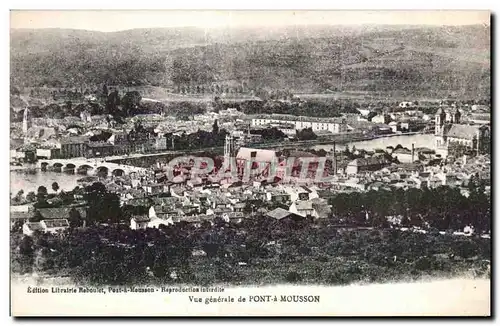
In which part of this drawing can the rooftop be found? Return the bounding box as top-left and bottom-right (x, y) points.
(266, 207), (294, 220)
(252, 114), (345, 124)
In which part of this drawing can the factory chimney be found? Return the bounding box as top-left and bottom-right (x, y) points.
(332, 141), (337, 175)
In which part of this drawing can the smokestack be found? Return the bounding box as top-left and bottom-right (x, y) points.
(333, 141), (337, 175)
(411, 143), (415, 163)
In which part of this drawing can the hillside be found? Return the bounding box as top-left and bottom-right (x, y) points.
(10, 24), (490, 98)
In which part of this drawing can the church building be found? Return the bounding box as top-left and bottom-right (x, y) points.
(435, 108), (490, 157)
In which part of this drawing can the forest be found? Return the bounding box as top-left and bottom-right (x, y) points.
(11, 215), (491, 287)
(11, 180), (491, 286)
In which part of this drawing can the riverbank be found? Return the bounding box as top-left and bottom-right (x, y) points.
(106, 132), (432, 167)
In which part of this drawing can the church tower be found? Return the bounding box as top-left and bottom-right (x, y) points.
(435, 108), (446, 135)
(22, 107), (31, 134)
(224, 134), (235, 163)
(452, 108), (461, 124)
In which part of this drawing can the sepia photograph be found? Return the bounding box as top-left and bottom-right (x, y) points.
(9, 9), (491, 316)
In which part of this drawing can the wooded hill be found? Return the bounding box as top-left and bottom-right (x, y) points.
(11, 24), (490, 98)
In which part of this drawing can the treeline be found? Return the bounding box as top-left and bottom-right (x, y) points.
(163, 121), (228, 151)
(328, 184), (490, 233)
(11, 214), (491, 286)
(232, 99), (360, 118)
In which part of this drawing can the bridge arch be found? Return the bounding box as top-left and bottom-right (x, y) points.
(96, 166), (109, 178)
(63, 163), (76, 174)
(52, 162), (64, 172)
(77, 164), (94, 175)
(40, 162), (49, 172)
(112, 168), (126, 177)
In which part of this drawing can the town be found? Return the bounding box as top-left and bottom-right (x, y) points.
(10, 83), (491, 286)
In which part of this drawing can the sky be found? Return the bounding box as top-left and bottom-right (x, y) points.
(10, 10), (491, 32)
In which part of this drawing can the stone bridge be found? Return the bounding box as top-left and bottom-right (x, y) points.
(38, 158), (150, 177)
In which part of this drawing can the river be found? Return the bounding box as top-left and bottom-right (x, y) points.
(10, 168), (82, 195)
(310, 133), (436, 152)
(10, 134), (437, 195)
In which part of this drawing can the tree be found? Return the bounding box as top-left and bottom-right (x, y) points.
(30, 210), (43, 222)
(10, 85), (21, 96)
(296, 128), (317, 141)
(105, 90), (121, 116)
(12, 190), (25, 204)
(26, 191), (36, 203)
(36, 186), (48, 202)
(68, 208), (83, 228)
(52, 182), (60, 193)
(84, 182), (121, 224)
(212, 119), (219, 135)
(367, 111), (377, 121)
(121, 91), (142, 116)
(65, 101), (73, 112)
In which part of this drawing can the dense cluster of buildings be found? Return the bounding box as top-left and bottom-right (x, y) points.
(10, 96), (491, 235)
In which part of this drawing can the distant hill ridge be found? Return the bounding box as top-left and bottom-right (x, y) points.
(10, 24), (490, 97)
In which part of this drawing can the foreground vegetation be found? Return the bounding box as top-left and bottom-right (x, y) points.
(11, 217), (490, 287)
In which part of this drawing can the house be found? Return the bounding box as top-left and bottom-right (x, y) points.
(59, 136), (89, 159)
(182, 214), (213, 228)
(236, 147), (278, 178)
(130, 215), (151, 230)
(36, 147), (60, 160)
(148, 205), (179, 227)
(142, 183), (166, 195)
(266, 207), (304, 222)
(414, 147), (435, 161)
(311, 198), (332, 219)
(299, 186), (319, 200)
(282, 186), (313, 202)
(398, 101), (414, 108)
(225, 211), (245, 224)
(392, 147), (414, 163)
(389, 121), (399, 133)
(10, 211), (32, 227)
(266, 190), (291, 203)
(211, 197), (232, 210)
(251, 114), (347, 134)
(289, 200), (317, 218)
(428, 175), (444, 188)
(22, 219), (70, 236)
(148, 215), (176, 228)
(233, 202), (246, 212)
(22, 221), (44, 236)
(372, 114), (391, 124)
(149, 205), (183, 220)
(37, 207), (87, 221)
(209, 206), (233, 216)
(125, 197), (153, 208)
(469, 113), (490, 125)
(85, 141), (115, 158)
(345, 157), (391, 175)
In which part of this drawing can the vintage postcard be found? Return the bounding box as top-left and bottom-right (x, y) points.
(9, 10), (491, 316)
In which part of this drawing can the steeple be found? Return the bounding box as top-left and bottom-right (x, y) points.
(435, 108), (446, 135)
(22, 107), (31, 134)
(223, 134), (236, 173)
(453, 108), (461, 124)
